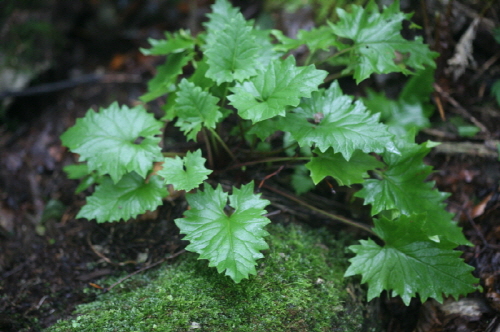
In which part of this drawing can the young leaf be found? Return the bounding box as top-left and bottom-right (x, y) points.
(297, 26), (339, 53)
(206, 0), (280, 71)
(282, 81), (398, 160)
(60, 102), (163, 183)
(157, 150), (212, 191)
(228, 56), (327, 122)
(174, 79), (223, 141)
(187, 58), (215, 90)
(363, 89), (431, 137)
(272, 26), (338, 54)
(306, 148), (384, 186)
(140, 30), (194, 56)
(245, 117), (285, 141)
(175, 182), (271, 283)
(328, 1), (438, 83)
(77, 173), (167, 223)
(291, 165), (316, 195)
(204, 11), (260, 84)
(362, 67), (435, 136)
(345, 216), (478, 305)
(204, 0), (241, 33)
(63, 164), (90, 179)
(140, 52), (194, 102)
(64, 164), (98, 194)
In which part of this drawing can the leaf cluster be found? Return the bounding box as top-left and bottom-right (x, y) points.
(61, 0), (477, 304)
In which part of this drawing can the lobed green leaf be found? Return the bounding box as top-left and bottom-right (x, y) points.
(205, 11), (260, 84)
(140, 30), (195, 56)
(328, 1), (438, 83)
(291, 165), (316, 195)
(355, 140), (469, 245)
(229, 56), (327, 122)
(362, 67), (435, 136)
(306, 148), (384, 186)
(60, 102), (163, 183)
(272, 26), (339, 54)
(356, 140), (435, 215)
(282, 81), (398, 160)
(345, 216), (478, 305)
(174, 79), (223, 141)
(77, 173), (167, 223)
(175, 182), (271, 283)
(157, 149), (211, 191)
(204, 0), (241, 32)
(140, 52), (194, 102)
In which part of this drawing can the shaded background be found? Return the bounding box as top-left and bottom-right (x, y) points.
(1, 0), (500, 331)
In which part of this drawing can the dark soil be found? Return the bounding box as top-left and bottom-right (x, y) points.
(1, 1), (500, 331)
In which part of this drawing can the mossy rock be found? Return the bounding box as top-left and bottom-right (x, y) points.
(46, 222), (366, 331)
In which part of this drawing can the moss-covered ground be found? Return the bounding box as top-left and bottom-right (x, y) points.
(46, 222), (367, 332)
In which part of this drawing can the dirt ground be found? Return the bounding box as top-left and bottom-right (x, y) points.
(1, 1), (500, 331)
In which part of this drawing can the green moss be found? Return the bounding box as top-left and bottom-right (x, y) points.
(46, 223), (364, 332)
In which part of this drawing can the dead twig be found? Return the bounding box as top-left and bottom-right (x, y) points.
(258, 165), (284, 190)
(433, 93), (446, 121)
(433, 83), (490, 136)
(432, 141), (500, 158)
(86, 233), (138, 266)
(262, 184), (376, 236)
(472, 51), (500, 83)
(0, 73), (143, 99)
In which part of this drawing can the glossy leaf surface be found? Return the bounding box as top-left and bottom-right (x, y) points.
(61, 102), (163, 183)
(175, 183), (270, 283)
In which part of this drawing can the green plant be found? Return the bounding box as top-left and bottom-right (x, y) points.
(61, 0), (478, 305)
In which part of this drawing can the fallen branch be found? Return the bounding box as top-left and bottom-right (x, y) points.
(432, 141), (500, 158)
(0, 73), (143, 99)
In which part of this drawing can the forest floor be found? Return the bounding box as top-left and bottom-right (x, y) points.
(1, 1), (500, 331)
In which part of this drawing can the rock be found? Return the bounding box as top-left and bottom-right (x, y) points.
(46, 222), (367, 331)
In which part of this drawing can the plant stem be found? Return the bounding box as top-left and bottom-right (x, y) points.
(219, 82), (229, 106)
(323, 71), (349, 84)
(231, 156), (311, 169)
(162, 152), (186, 157)
(304, 51), (315, 66)
(325, 46), (353, 60)
(201, 129), (214, 169)
(263, 184), (377, 236)
(208, 127), (237, 161)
